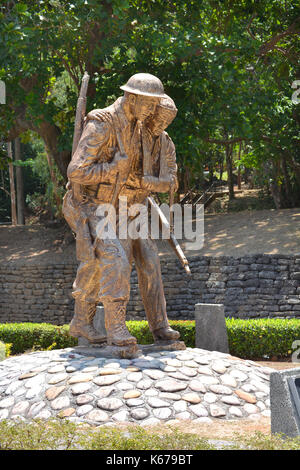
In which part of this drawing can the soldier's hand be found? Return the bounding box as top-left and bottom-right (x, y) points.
(171, 176), (179, 193)
(141, 176), (171, 193)
(113, 152), (129, 180)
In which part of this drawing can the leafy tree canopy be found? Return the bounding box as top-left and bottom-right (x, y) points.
(0, 0), (299, 204)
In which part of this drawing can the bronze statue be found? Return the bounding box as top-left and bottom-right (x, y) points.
(63, 73), (184, 354)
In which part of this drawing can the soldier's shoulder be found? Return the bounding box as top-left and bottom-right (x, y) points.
(85, 108), (112, 124)
(83, 114), (112, 137)
(162, 131), (175, 146)
(86, 97), (122, 124)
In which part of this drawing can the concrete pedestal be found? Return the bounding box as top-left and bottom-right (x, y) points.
(270, 367), (300, 437)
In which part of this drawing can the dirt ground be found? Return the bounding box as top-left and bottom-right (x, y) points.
(1, 204), (300, 264)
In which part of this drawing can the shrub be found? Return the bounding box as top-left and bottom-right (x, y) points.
(0, 323), (77, 355)
(0, 419), (215, 450)
(126, 320), (195, 347)
(226, 317), (300, 360)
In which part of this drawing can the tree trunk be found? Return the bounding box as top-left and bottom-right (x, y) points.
(281, 155), (294, 207)
(208, 160), (214, 185)
(269, 160), (285, 209)
(46, 151), (63, 217)
(5, 113), (71, 181)
(237, 142), (242, 190)
(219, 158), (224, 181)
(14, 137), (25, 225)
(184, 166), (190, 193)
(7, 142), (17, 225)
(225, 143), (235, 200)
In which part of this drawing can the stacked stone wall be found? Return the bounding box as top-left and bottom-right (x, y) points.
(1, 254), (300, 324)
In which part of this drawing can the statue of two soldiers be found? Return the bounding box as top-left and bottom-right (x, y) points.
(63, 73), (182, 351)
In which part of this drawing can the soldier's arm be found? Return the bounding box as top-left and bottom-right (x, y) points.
(163, 133), (178, 182)
(141, 133), (178, 193)
(67, 119), (118, 185)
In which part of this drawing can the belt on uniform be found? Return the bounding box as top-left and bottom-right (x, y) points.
(83, 184), (149, 205)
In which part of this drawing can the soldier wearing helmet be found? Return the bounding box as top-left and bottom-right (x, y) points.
(64, 73), (180, 350)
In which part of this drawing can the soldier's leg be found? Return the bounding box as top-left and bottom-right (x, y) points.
(94, 236), (137, 346)
(133, 237), (180, 342)
(69, 259), (107, 343)
(87, 205), (138, 348)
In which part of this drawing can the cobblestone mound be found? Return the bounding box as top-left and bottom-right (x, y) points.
(0, 348), (272, 426)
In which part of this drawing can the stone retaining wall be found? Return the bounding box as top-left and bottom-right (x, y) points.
(1, 254), (300, 324)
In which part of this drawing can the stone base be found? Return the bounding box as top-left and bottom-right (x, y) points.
(73, 340), (186, 359)
(74, 342), (142, 359)
(140, 340), (186, 354)
(0, 347), (273, 426)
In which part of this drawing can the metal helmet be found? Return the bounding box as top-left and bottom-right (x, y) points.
(159, 95), (178, 114)
(120, 73), (167, 98)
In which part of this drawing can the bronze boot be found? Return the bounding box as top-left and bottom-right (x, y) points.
(152, 325), (180, 342)
(104, 301), (137, 347)
(69, 300), (107, 344)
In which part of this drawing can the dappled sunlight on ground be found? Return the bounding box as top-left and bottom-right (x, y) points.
(180, 208), (300, 258)
(1, 208), (300, 264)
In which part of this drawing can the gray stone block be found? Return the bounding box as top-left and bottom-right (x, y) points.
(94, 305), (107, 336)
(78, 305), (106, 346)
(194, 303), (229, 353)
(270, 367), (300, 437)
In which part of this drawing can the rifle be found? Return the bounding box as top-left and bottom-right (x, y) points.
(71, 71), (90, 201)
(147, 196), (191, 275)
(72, 71), (90, 155)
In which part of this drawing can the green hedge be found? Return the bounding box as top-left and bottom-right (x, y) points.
(226, 318), (300, 360)
(0, 318), (300, 360)
(0, 323), (77, 355)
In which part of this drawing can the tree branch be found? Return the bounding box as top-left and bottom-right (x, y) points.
(259, 17), (300, 56)
(205, 136), (248, 146)
(246, 13), (257, 41)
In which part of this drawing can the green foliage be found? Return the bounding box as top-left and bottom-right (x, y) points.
(0, 420), (300, 450)
(126, 320), (154, 344)
(233, 431), (300, 451)
(24, 133), (65, 218)
(0, 419), (215, 450)
(4, 343), (12, 358)
(126, 320), (195, 346)
(0, 323), (77, 355)
(0, 0), (299, 211)
(226, 317), (300, 360)
(0, 341), (11, 360)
